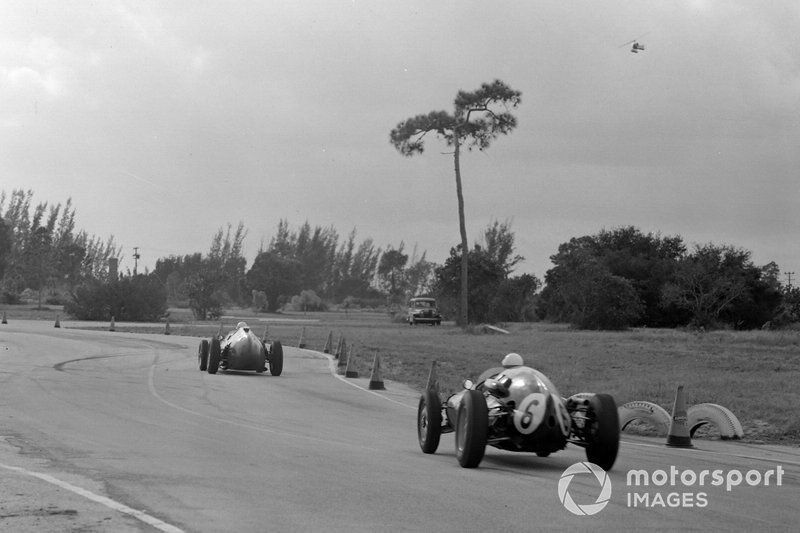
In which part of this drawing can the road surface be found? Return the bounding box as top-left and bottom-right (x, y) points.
(1, 320), (797, 531)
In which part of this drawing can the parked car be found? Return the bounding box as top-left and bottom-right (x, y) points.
(407, 297), (442, 326)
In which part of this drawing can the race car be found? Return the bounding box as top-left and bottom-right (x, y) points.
(197, 321), (283, 376)
(417, 353), (620, 470)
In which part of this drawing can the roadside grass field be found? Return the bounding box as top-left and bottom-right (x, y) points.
(3, 304), (798, 444)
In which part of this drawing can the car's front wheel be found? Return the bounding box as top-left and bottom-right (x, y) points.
(455, 390), (488, 468)
(269, 341), (283, 376)
(207, 338), (221, 374)
(198, 339), (209, 371)
(417, 389), (442, 454)
(584, 393), (620, 471)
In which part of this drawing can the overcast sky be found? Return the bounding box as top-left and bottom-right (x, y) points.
(1, 1), (798, 280)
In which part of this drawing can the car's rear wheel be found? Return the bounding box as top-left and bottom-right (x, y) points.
(584, 393), (620, 471)
(198, 339), (209, 371)
(269, 341), (283, 376)
(207, 338), (221, 374)
(417, 389), (442, 454)
(455, 389), (488, 468)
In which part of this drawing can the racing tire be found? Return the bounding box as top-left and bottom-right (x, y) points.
(455, 389), (488, 468)
(269, 341), (283, 376)
(417, 389), (442, 454)
(207, 337), (221, 374)
(584, 393), (620, 471)
(198, 339), (209, 371)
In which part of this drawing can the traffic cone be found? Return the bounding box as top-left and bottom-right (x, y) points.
(164, 320), (170, 335)
(334, 334), (343, 359)
(666, 385), (694, 448)
(2, 311), (7, 324)
(54, 314), (61, 328)
(368, 351), (385, 390)
(344, 344), (358, 378)
(337, 339), (348, 369)
(262, 324), (269, 342)
(426, 360), (439, 392)
(109, 316), (115, 332)
(323, 330), (333, 353)
(298, 326), (306, 348)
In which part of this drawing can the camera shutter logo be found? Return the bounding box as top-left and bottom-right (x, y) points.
(558, 462), (612, 516)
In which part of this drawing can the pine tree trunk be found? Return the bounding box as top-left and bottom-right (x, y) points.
(453, 137), (469, 326)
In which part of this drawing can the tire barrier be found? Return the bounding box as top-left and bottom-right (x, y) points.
(687, 403), (744, 440)
(618, 401), (672, 437)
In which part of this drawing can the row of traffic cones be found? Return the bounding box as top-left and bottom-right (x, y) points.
(3, 312), (172, 335)
(326, 330), (384, 390)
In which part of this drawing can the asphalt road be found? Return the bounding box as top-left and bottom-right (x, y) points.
(1, 320), (798, 532)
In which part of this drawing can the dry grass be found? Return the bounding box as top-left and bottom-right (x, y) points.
(7, 304), (797, 444)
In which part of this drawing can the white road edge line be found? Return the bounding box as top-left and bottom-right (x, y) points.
(314, 349), (416, 410)
(0, 462), (184, 533)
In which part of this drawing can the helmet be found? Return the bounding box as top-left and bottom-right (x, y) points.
(236, 321), (248, 329)
(501, 352), (524, 368)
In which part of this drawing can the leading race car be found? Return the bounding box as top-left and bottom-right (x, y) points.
(197, 321), (283, 376)
(417, 353), (620, 470)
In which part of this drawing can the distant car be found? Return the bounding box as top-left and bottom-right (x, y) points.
(407, 297), (442, 326)
(197, 321), (283, 376)
(417, 353), (620, 470)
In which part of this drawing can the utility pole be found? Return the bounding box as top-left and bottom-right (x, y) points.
(786, 271), (795, 289)
(133, 247), (141, 276)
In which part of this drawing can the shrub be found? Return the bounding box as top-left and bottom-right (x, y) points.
(285, 290), (326, 312)
(65, 274), (167, 321)
(1, 291), (20, 304)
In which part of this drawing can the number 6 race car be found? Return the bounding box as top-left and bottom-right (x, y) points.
(417, 353), (620, 470)
(197, 321), (284, 376)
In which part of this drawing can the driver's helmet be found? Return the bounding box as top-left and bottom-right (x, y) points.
(501, 352), (524, 368)
(236, 321), (248, 330)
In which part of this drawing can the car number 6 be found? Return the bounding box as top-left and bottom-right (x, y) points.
(514, 393), (547, 435)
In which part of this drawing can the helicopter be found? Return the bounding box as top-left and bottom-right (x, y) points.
(619, 33), (649, 54)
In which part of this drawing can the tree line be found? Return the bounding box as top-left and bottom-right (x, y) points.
(2, 189), (797, 330)
(0, 190), (120, 306)
(538, 226), (798, 330)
